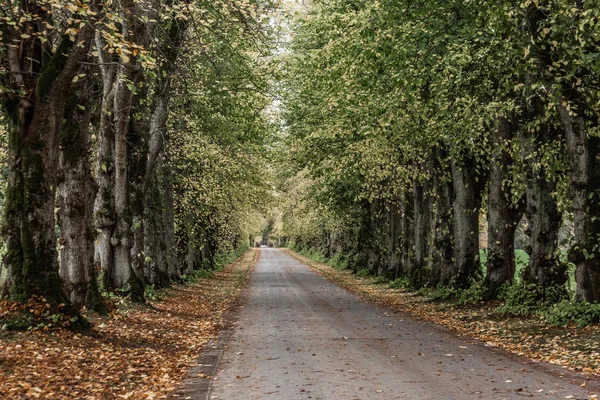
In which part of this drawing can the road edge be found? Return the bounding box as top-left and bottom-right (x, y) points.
(169, 248), (260, 400)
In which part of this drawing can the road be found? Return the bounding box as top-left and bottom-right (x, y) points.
(209, 248), (595, 400)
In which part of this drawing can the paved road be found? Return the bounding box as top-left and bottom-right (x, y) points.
(209, 248), (595, 400)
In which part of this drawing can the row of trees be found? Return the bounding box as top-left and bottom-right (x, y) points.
(277, 0), (600, 302)
(0, 0), (273, 316)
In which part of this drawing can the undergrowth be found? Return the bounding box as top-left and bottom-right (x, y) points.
(545, 300), (600, 327)
(389, 277), (410, 289)
(497, 282), (568, 316)
(144, 285), (165, 301)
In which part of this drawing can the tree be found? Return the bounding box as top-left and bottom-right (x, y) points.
(0, 1), (100, 309)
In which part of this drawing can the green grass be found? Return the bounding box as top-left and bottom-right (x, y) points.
(479, 248), (529, 281)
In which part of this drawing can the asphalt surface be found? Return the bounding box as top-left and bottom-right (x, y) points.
(209, 248), (595, 400)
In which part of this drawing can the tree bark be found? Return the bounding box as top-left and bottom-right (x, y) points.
(431, 146), (454, 286)
(486, 116), (524, 297)
(399, 187), (414, 280)
(451, 155), (485, 288)
(367, 199), (383, 275)
(411, 176), (431, 287)
(57, 72), (104, 311)
(522, 125), (566, 288)
(93, 33), (118, 292)
(557, 103), (600, 301)
(1, 15), (97, 310)
(384, 199), (401, 279)
(93, 3), (149, 301)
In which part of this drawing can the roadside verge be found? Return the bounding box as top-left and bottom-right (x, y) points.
(0, 249), (259, 399)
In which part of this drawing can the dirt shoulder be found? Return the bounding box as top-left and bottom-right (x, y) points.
(285, 249), (600, 382)
(0, 249), (258, 399)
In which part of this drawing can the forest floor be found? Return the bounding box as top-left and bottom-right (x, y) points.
(285, 249), (600, 381)
(0, 248), (258, 399)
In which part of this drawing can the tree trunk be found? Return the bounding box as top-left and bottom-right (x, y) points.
(57, 73), (104, 311)
(411, 176), (431, 287)
(367, 199), (382, 275)
(143, 156), (172, 286)
(93, 6), (148, 301)
(451, 156), (485, 288)
(522, 125), (566, 287)
(353, 201), (372, 273)
(557, 103), (600, 301)
(134, 12), (186, 286)
(399, 188), (414, 280)
(185, 239), (202, 275)
(431, 147), (454, 286)
(3, 100), (66, 302)
(1, 21), (96, 311)
(486, 116), (524, 297)
(164, 166), (177, 279)
(385, 199), (401, 279)
(93, 34), (118, 292)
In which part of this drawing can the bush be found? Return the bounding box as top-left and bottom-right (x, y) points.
(180, 268), (214, 284)
(327, 253), (349, 269)
(514, 250), (530, 280)
(458, 279), (487, 305)
(426, 279), (488, 305)
(389, 277), (410, 289)
(497, 282), (569, 316)
(429, 283), (459, 301)
(545, 300), (600, 327)
(144, 284), (164, 301)
(356, 268), (371, 277)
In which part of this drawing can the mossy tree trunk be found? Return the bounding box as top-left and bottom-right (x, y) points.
(451, 155), (486, 288)
(399, 187), (415, 280)
(0, 9), (98, 310)
(93, 32), (118, 292)
(558, 101), (600, 302)
(139, 16), (187, 286)
(522, 123), (566, 288)
(486, 116), (525, 297)
(93, 2), (149, 302)
(411, 174), (431, 288)
(143, 155), (172, 286)
(431, 146), (454, 286)
(57, 69), (105, 312)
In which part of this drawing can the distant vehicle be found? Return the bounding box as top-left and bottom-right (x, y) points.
(260, 245), (267, 248)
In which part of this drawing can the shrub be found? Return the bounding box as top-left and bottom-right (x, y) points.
(429, 283), (459, 301)
(327, 253), (349, 269)
(373, 275), (389, 284)
(144, 284), (164, 301)
(458, 279), (487, 305)
(180, 268), (214, 284)
(497, 282), (569, 316)
(545, 300), (600, 328)
(389, 277), (410, 289)
(356, 268), (371, 277)
(299, 247), (326, 262)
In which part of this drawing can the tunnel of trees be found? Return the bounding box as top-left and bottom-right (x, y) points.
(0, 0), (274, 322)
(1, 0), (600, 328)
(272, 0), (600, 310)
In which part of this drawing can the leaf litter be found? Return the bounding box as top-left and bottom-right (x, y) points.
(0, 249), (258, 399)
